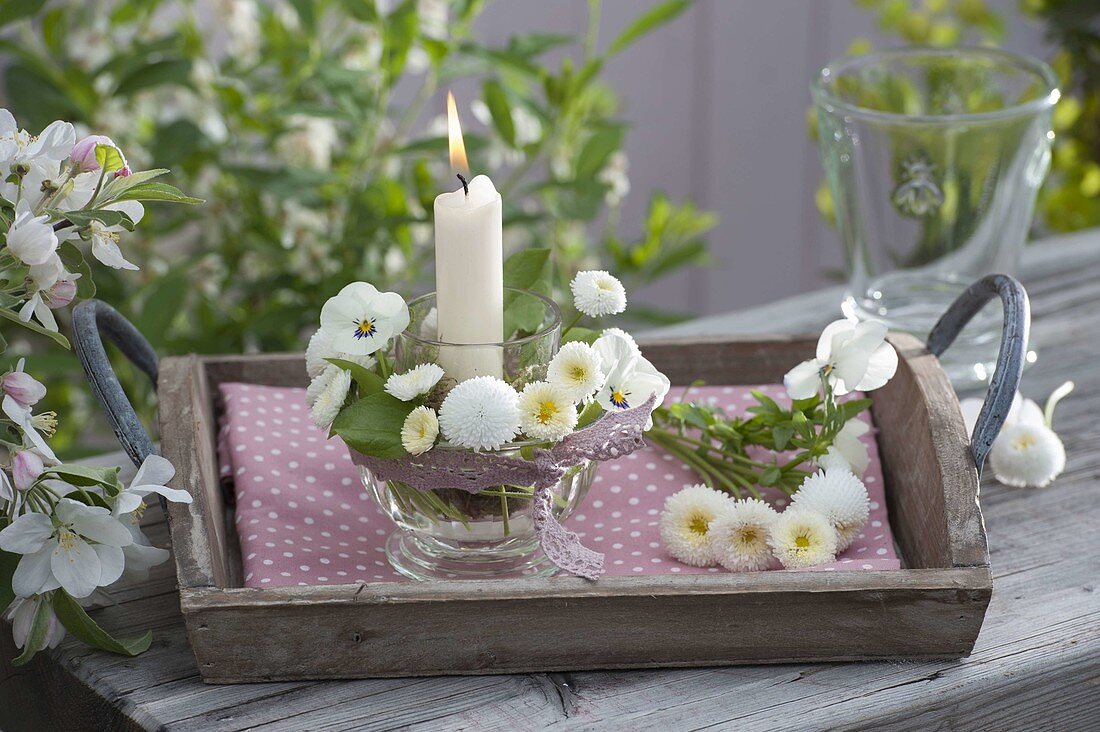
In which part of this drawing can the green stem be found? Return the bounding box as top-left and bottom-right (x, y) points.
(560, 311), (583, 339)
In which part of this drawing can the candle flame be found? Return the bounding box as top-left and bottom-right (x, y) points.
(447, 91), (469, 179)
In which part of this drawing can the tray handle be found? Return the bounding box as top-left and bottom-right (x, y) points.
(925, 274), (1030, 477)
(71, 299), (159, 468)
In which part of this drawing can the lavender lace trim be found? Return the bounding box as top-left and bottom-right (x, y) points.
(349, 395), (657, 580)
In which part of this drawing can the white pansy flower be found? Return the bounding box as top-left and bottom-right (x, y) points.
(768, 509), (838, 569)
(319, 282), (410, 357)
(784, 319), (898, 400)
(307, 365), (352, 428)
(659, 484), (730, 567)
(7, 203), (58, 267)
(789, 469), (870, 551)
(0, 497), (133, 599)
(88, 201), (144, 271)
(401, 406), (439, 456)
(593, 330), (670, 416)
(571, 270), (627, 318)
(821, 418), (871, 477)
(547, 341), (604, 403)
(304, 328), (376, 379)
(708, 498), (778, 572)
(438, 376), (521, 451)
(517, 381), (578, 441)
(6, 595), (66, 654)
(385, 363), (445, 401)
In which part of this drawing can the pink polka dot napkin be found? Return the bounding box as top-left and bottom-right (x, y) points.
(218, 383), (900, 587)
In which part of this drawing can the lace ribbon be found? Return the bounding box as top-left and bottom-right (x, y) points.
(349, 395), (657, 580)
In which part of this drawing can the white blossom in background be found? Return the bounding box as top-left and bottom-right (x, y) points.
(517, 381), (578, 441)
(768, 509), (838, 569)
(789, 469), (870, 551)
(513, 106), (542, 147)
(708, 498), (778, 572)
(571, 270), (627, 318)
(401, 406), (439, 456)
(418, 0), (449, 39)
(195, 0), (261, 64)
(319, 282), (410, 357)
(547, 341), (604, 403)
(306, 365), (352, 428)
(385, 363), (445, 402)
(784, 319), (898, 400)
(659, 484), (731, 567)
(438, 376), (521, 451)
(597, 151), (631, 206)
(276, 115), (339, 170)
(343, 23), (384, 71)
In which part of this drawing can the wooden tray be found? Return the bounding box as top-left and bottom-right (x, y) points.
(69, 275), (1026, 683)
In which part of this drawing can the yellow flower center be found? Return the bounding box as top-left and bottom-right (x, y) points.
(596, 279), (615, 291)
(609, 388), (629, 409)
(58, 529), (79, 551)
(570, 365), (587, 381)
(1012, 433), (1037, 450)
(737, 528), (758, 547)
(795, 534), (811, 550)
(688, 513), (710, 536)
(354, 319), (377, 340)
(536, 400), (559, 424)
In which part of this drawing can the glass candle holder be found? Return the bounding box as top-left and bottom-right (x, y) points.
(362, 288), (597, 580)
(813, 48), (1058, 384)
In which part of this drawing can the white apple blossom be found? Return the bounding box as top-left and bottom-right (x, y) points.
(112, 455), (192, 579)
(6, 595), (66, 654)
(2, 359), (46, 409)
(88, 200), (144, 270)
(7, 203), (58, 267)
(784, 319), (898, 400)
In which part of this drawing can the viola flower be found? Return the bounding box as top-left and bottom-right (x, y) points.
(438, 376), (521, 451)
(768, 509), (838, 569)
(6, 595), (66, 654)
(708, 498), (778, 572)
(2, 359), (46, 409)
(571, 270), (627, 318)
(319, 282), (410, 357)
(592, 330), (670, 416)
(821, 418), (871, 477)
(784, 319), (898, 400)
(306, 365), (352, 429)
(0, 497), (134, 599)
(789, 469), (870, 551)
(304, 328), (375, 379)
(659, 484), (730, 567)
(385, 363), (445, 402)
(547, 341), (604, 403)
(517, 381), (578, 441)
(7, 203), (58, 267)
(401, 406), (439, 456)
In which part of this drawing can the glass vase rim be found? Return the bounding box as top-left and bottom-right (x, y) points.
(811, 46), (1060, 126)
(400, 287), (562, 348)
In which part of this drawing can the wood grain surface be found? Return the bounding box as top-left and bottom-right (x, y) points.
(2, 229), (1099, 730)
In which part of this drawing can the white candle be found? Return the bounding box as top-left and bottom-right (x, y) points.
(433, 93), (504, 382)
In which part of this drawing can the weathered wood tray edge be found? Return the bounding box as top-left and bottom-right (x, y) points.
(157, 334), (993, 683)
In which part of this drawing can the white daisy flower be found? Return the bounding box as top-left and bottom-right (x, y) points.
(659, 484), (730, 567)
(821, 418), (871, 476)
(592, 329), (670, 415)
(768, 509), (838, 569)
(304, 328), (377, 379)
(438, 376), (521, 451)
(517, 381), (578, 441)
(401, 406), (439, 455)
(385, 363), (445, 401)
(784, 319), (898, 400)
(547, 341), (604, 403)
(708, 498), (778, 572)
(319, 282), (410, 357)
(989, 423), (1066, 488)
(789, 469), (870, 551)
(307, 365), (352, 428)
(570, 270), (627, 318)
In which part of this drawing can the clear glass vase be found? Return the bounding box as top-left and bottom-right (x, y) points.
(813, 48), (1058, 385)
(361, 288), (598, 580)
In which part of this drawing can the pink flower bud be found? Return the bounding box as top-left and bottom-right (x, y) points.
(115, 165), (132, 178)
(46, 278), (78, 309)
(69, 134), (117, 172)
(11, 450), (44, 491)
(2, 370), (46, 408)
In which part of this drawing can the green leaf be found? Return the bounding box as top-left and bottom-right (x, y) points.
(0, 0), (47, 26)
(326, 358), (385, 395)
(482, 80), (516, 147)
(114, 58), (191, 96)
(576, 401), (604, 429)
(58, 241), (96, 299)
(52, 591), (153, 657)
(503, 247), (551, 290)
(382, 0), (418, 81)
(103, 168), (170, 200)
(606, 0), (690, 56)
(94, 143), (126, 174)
(772, 425), (794, 452)
(135, 270), (187, 344)
(40, 464), (122, 489)
(12, 597), (51, 667)
(110, 182), (203, 205)
(0, 549), (19, 615)
(0, 308), (70, 349)
(563, 327), (599, 345)
(62, 208), (134, 231)
(576, 126), (624, 180)
(758, 466), (781, 487)
(331, 392), (417, 459)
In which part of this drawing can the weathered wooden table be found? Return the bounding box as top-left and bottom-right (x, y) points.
(3, 231), (1098, 731)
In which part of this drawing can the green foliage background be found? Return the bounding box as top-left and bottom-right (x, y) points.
(0, 0), (714, 452)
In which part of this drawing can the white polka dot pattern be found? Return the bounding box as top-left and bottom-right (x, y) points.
(219, 383), (900, 587)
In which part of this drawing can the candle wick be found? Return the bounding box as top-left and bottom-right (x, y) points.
(456, 173), (469, 196)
